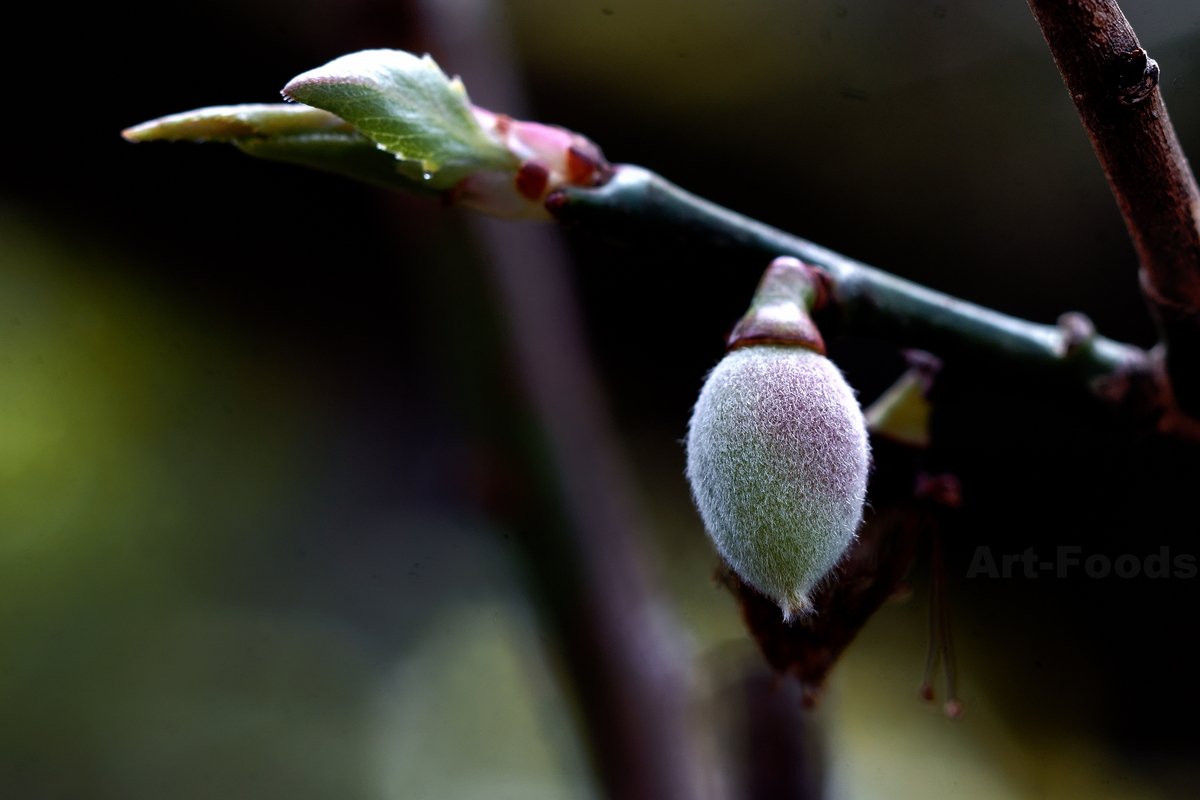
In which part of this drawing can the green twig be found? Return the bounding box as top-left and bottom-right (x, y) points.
(123, 57), (1199, 436)
(548, 166), (1146, 390)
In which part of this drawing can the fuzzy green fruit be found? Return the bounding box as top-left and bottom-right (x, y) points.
(686, 344), (870, 621)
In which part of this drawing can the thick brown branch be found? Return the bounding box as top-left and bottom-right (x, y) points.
(1027, 0), (1200, 415)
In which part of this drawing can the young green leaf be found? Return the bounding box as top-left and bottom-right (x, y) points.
(282, 49), (518, 189)
(121, 104), (355, 143)
(123, 51), (610, 217)
(235, 135), (440, 196)
(121, 104), (438, 196)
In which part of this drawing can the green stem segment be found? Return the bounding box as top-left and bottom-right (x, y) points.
(547, 166), (1146, 390)
(727, 257), (828, 355)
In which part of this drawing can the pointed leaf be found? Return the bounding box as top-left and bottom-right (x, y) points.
(121, 104), (354, 143)
(122, 103), (438, 196)
(235, 134), (438, 196)
(281, 49), (517, 186)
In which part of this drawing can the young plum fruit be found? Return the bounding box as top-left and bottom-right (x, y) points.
(686, 343), (870, 621)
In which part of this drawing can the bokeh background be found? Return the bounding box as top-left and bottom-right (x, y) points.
(3, 0), (1200, 797)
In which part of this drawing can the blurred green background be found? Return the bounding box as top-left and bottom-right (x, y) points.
(3, 0), (1199, 797)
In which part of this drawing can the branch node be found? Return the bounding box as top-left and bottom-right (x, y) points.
(1057, 311), (1097, 356)
(1110, 48), (1159, 106)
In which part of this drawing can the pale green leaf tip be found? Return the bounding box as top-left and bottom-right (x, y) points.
(280, 49), (464, 109)
(863, 368), (933, 448)
(121, 104), (354, 143)
(279, 48), (515, 178)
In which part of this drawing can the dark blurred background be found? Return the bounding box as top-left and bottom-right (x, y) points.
(2, 0), (1199, 797)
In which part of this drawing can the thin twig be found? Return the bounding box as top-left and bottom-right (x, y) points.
(550, 167), (1200, 440)
(1026, 0), (1200, 416)
(549, 167), (1145, 388)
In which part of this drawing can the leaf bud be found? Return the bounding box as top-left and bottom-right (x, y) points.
(122, 50), (612, 216)
(453, 108), (611, 219)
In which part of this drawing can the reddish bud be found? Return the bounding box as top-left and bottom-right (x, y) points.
(515, 160), (550, 200)
(455, 106), (613, 218)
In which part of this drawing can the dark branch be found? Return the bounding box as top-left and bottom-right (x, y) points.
(1026, 0), (1200, 416)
